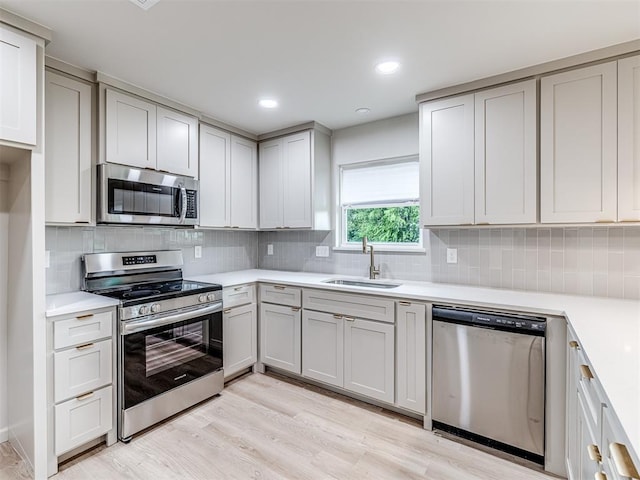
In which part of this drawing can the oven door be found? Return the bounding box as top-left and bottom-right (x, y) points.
(120, 304), (222, 410)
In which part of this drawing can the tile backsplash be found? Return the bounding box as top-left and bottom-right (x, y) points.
(45, 226), (258, 294)
(46, 225), (640, 300)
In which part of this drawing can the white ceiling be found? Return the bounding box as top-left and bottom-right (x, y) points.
(2, 0), (639, 135)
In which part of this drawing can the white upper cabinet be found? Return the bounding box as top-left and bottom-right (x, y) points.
(105, 89), (157, 170)
(45, 71), (93, 224)
(230, 135), (258, 228)
(618, 54), (640, 222)
(420, 94), (475, 226)
(475, 80), (537, 224)
(104, 89), (198, 177)
(541, 61), (618, 223)
(0, 24), (37, 146)
(199, 124), (257, 228)
(259, 128), (331, 230)
(199, 124), (230, 227)
(157, 106), (198, 177)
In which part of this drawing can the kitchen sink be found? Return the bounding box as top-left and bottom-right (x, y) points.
(323, 279), (401, 289)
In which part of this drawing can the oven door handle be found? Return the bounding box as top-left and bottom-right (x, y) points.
(121, 302), (222, 335)
(179, 186), (187, 224)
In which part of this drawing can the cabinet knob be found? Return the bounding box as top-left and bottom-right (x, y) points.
(291, 307), (300, 312)
(610, 442), (640, 479)
(587, 444), (602, 463)
(569, 340), (580, 349)
(333, 314), (343, 320)
(595, 472), (607, 480)
(223, 309), (232, 314)
(344, 316), (355, 322)
(580, 364), (594, 380)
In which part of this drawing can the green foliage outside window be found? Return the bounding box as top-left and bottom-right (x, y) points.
(346, 206), (420, 244)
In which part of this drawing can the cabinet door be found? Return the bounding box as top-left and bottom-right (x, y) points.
(259, 303), (301, 374)
(55, 385), (112, 456)
(420, 94), (475, 226)
(541, 62), (617, 223)
(199, 124), (231, 227)
(0, 25), (37, 146)
(45, 71), (93, 224)
(223, 303), (257, 379)
(567, 336), (581, 480)
(105, 89), (157, 169)
(54, 339), (112, 403)
(282, 131), (312, 228)
(576, 388), (602, 480)
(259, 138), (283, 228)
(344, 318), (394, 403)
(618, 54), (640, 222)
(230, 136), (258, 228)
(157, 106), (198, 177)
(475, 80), (537, 224)
(302, 310), (344, 388)
(396, 302), (426, 414)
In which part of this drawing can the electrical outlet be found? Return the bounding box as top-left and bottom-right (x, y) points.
(315, 246), (329, 257)
(267, 244), (274, 255)
(194, 245), (202, 258)
(45, 250), (50, 268)
(446, 248), (458, 264)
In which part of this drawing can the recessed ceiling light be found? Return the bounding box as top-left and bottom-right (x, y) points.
(375, 61), (400, 75)
(355, 108), (371, 114)
(259, 99), (278, 109)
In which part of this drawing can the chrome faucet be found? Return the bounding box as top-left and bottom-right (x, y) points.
(362, 236), (380, 280)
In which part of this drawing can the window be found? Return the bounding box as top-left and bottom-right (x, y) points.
(339, 157), (421, 249)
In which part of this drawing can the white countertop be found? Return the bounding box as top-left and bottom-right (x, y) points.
(189, 269), (640, 457)
(46, 291), (120, 317)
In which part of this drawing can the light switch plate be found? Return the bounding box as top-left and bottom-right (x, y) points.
(315, 246), (329, 257)
(194, 246), (202, 258)
(446, 248), (458, 264)
(267, 244), (274, 255)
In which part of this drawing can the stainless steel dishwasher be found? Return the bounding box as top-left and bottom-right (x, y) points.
(432, 306), (546, 464)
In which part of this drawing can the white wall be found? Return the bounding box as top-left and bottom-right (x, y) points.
(331, 112), (418, 166)
(0, 164), (8, 443)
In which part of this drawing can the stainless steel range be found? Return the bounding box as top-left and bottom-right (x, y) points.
(82, 250), (223, 441)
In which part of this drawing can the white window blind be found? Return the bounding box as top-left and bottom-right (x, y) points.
(341, 160), (419, 206)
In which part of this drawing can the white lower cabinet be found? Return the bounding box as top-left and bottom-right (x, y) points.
(223, 302), (257, 379)
(48, 306), (117, 475)
(344, 318), (395, 404)
(395, 302), (426, 414)
(259, 302), (302, 374)
(302, 310), (344, 387)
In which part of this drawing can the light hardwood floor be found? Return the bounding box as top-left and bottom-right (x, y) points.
(1, 372), (560, 479)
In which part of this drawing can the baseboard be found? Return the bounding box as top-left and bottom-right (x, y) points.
(0, 425), (7, 442)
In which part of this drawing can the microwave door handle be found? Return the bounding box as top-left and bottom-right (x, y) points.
(179, 186), (187, 223)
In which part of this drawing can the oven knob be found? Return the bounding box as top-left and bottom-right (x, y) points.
(151, 303), (161, 313)
(198, 294), (207, 303)
(207, 293), (216, 302)
(139, 305), (151, 315)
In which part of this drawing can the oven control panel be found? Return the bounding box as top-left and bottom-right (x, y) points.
(122, 255), (157, 266)
(119, 290), (223, 321)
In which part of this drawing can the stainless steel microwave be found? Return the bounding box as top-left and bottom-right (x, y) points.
(97, 163), (199, 226)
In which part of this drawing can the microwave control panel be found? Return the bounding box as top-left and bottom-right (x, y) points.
(185, 190), (198, 219)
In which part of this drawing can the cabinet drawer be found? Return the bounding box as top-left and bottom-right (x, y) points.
(260, 284), (301, 307)
(54, 310), (113, 349)
(55, 385), (113, 456)
(303, 289), (395, 323)
(223, 284), (256, 309)
(54, 339), (112, 403)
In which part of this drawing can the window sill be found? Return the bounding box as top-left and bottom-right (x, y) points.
(333, 245), (426, 254)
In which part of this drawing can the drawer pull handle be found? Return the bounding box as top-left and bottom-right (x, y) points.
(595, 472), (607, 480)
(76, 392), (94, 401)
(76, 343), (94, 350)
(587, 444), (602, 463)
(399, 301), (411, 306)
(234, 286), (243, 291)
(75, 314), (94, 320)
(223, 309), (232, 314)
(344, 316), (355, 322)
(610, 442), (640, 479)
(580, 365), (594, 380)
(595, 219), (614, 223)
(291, 307), (300, 312)
(273, 285), (286, 290)
(333, 314), (343, 320)
(569, 340), (580, 349)
(619, 219), (639, 223)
